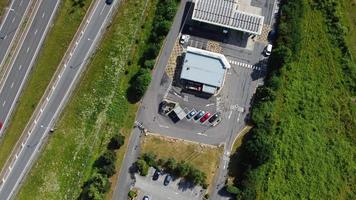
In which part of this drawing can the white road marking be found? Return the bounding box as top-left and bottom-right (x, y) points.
(2, 101), (6, 107)
(34, 29), (38, 35)
(99, 5), (105, 15)
(18, 65), (22, 70)
(10, 82), (14, 88)
(196, 132), (207, 136)
(237, 112), (241, 122)
(12, 17), (15, 23)
(158, 124), (169, 128)
(206, 103), (214, 107)
(27, 47), (30, 53)
(228, 110), (232, 119)
(42, 12), (45, 18)
(19, 0), (23, 6)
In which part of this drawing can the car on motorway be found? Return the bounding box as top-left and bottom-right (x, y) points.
(200, 112), (211, 123)
(194, 110), (205, 121)
(152, 169), (161, 180)
(143, 195), (150, 200)
(164, 174), (172, 186)
(0, 121), (3, 130)
(186, 110), (196, 119)
(208, 112), (220, 123)
(264, 44), (273, 56)
(105, 0), (113, 5)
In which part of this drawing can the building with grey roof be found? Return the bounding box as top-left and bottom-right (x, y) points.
(180, 47), (230, 95)
(192, 0), (264, 35)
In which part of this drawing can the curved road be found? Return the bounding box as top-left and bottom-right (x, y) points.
(0, 0), (59, 137)
(0, 0), (118, 199)
(0, 0), (31, 68)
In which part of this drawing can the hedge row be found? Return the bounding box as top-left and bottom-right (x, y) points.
(78, 133), (125, 200)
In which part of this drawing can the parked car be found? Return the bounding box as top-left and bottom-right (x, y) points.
(211, 117), (222, 126)
(264, 44), (273, 56)
(200, 112), (211, 123)
(105, 0), (113, 5)
(152, 169), (160, 180)
(208, 112), (220, 123)
(194, 111), (205, 121)
(143, 196), (150, 200)
(164, 174), (172, 186)
(186, 110), (196, 119)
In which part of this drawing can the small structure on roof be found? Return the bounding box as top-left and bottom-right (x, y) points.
(192, 0), (264, 35)
(180, 47), (229, 95)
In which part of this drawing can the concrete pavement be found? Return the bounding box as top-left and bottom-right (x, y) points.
(0, 0), (119, 199)
(0, 0), (59, 137)
(0, 0), (32, 69)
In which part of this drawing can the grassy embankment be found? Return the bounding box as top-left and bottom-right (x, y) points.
(141, 135), (223, 186)
(228, 0), (356, 199)
(0, 0), (92, 170)
(0, 0), (8, 18)
(16, 0), (159, 199)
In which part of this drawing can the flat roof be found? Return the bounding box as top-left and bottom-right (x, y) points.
(180, 47), (227, 88)
(192, 0), (264, 35)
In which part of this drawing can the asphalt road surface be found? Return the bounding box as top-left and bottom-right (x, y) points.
(0, 1), (118, 199)
(0, 0), (31, 68)
(0, 0), (59, 137)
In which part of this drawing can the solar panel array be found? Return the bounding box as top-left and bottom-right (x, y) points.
(192, 0), (264, 35)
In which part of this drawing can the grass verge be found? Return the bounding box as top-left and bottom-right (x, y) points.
(343, 0), (356, 57)
(0, 0), (8, 18)
(140, 134), (223, 187)
(0, 0), (92, 170)
(16, 0), (159, 199)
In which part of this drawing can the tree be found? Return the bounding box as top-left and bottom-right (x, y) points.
(107, 133), (125, 150)
(188, 168), (206, 186)
(94, 150), (116, 168)
(175, 161), (191, 177)
(144, 59), (156, 69)
(136, 159), (149, 176)
(226, 185), (240, 195)
(128, 190), (137, 199)
(142, 152), (157, 167)
(164, 157), (177, 172)
(79, 173), (110, 200)
(127, 69), (152, 102)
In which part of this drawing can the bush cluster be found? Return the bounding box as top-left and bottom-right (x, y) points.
(127, 0), (179, 102)
(79, 133), (125, 200)
(135, 152), (207, 187)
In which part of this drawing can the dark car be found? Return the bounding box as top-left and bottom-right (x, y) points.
(143, 195), (150, 200)
(186, 110), (196, 119)
(0, 121), (2, 130)
(200, 112), (211, 123)
(164, 174), (172, 186)
(105, 0), (113, 5)
(208, 112), (220, 123)
(194, 111), (205, 121)
(152, 169), (160, 180)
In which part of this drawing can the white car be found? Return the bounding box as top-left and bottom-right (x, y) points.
(265, 44), (273, 56)
(180, 34), (190, 45)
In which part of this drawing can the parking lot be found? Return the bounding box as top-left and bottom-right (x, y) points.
(134, 168), (205, 200)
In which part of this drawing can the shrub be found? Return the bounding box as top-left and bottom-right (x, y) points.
(128, 190), (137, 199)
(142, 152), (157, 167)
(107, 133), (125, 150)
(175, 161), (192, 177)
(226, 185), (240, 195)
(164, 157), (177, 171)
(136, 159), (149, 176)
(143, 59), (156, 69)
(79, 173), (110, 200)
(127, 68), (152, 102)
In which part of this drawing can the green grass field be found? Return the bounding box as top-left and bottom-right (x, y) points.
(229, 0), (355, 199)
(0, 0), (9, 18)
(16, 0), (159, 199)
(0, 0), (92, 171)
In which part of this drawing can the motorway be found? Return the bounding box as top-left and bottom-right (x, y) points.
(0, 0), (31, 68)
(0, 0), (59, 137)
(0, 0), (118, 199)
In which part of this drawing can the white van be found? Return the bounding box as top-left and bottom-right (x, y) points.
(265, 44), (273, 56)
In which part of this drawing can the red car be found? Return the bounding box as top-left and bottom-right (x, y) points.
(200, 112), (211, 123)
(0, 121), (3, 130)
